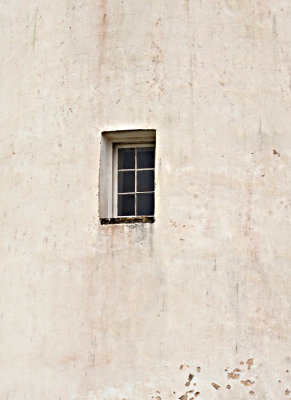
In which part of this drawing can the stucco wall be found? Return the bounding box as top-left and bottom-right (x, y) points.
(0, 1), (290, 399)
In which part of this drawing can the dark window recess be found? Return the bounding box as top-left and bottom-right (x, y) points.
(118, 194), (135, 216)
(118, 148), (135, 169)
(137, 147), (155, 168)
(137, 193), (154, 216)
(118, 171), (135, 193)
(137, 170), (154, 192)
(117, 146), (155, 217)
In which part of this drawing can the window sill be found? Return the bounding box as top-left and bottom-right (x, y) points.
(100, 217), (155, 225)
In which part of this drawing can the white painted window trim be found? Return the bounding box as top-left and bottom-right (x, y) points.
(113, 143), (155, 217)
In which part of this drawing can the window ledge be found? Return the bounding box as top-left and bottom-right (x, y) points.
(100, 217), (155, 225)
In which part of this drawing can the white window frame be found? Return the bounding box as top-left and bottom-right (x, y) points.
(113, 143), (155, 217)
(99, 130), (156, 221)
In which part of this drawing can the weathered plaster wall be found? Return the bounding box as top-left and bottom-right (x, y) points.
(0, 0), (290, 399)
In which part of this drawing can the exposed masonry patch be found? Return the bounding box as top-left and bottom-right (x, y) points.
(148, 358), (290, 399)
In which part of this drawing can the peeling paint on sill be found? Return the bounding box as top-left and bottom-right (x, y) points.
(100, 217), (155, 225)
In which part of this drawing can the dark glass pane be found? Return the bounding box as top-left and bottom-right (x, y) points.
(118, 148), (135, 170)
(137, 170), (154, 192)
(137, 193), (154, 216)
(137, 147), (155, 169)
(118, 195), (135, 216)
(118, 171), (135, 193)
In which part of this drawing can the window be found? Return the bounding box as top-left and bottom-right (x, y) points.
(115, 144), (155, 217)
(99, 130), (156, 224)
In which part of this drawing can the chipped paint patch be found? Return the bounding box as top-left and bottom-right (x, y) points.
(211, 382), (220, 390)
(228, 371), (240, 379)
(241, 379), (255, 386)
(246, 358), (254, 370)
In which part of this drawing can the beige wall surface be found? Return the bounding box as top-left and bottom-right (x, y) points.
(0, 0), (290, 399)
